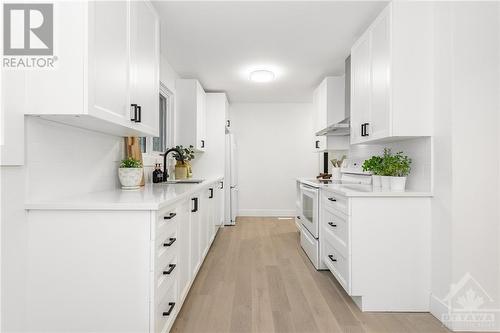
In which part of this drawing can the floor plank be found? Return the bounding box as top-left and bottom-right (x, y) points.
(171, 217), (450, 333)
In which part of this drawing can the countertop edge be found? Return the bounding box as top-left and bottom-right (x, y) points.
(25, 176), (224, 211)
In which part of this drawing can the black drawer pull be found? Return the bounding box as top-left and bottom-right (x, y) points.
(209, 188), (214, 199)
(164, 212), (176, 220)
(163, 238), (176, 247)
(220, 181), (224, 189)
(162, 302), (175, 316)
(328, 255), (337, 262)
(328, 222), (337, 227)
(163, 264), (176, 275)
(297, 216), (301, 219)
(328, 197), (337, 202)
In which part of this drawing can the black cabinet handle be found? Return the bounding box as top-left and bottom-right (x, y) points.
(191, 197), (198, 212)
(328, 197), (337, 202)
(163, 264), (176, 275)
(227, 120), (230, 127)
(328, 255), (337, 262)
(209, 188), (214, 199)
(315, 140), (320, 149)
(220, 181), (224, 189)
(130, 104), (138, 121)
(164, 212), (176, 220)
(201, 140), (205, 148)
(162, 302), (175, 316)
(361, 123), (369, 137)
(328, 222), (337, 227)
(163, 238), (176, 247)
(135, 105), (142, 123)
(297, 216), (301, 220)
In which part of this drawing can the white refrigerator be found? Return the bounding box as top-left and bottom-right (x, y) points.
(225, 133), (238, 225)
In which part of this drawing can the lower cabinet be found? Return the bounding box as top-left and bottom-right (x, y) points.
(319, 190), (431, 312)
(24, 179), (224, 333)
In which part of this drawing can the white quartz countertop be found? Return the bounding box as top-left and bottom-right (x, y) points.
(297, 178), (433, 197)
(25, 176), (224, 211)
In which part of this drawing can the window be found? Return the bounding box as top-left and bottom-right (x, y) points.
(140, 83), (174, 154)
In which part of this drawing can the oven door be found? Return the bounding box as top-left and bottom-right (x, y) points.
(300, 184), (319, 238)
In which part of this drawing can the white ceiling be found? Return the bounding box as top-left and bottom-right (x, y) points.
(153, 1), (388, 103)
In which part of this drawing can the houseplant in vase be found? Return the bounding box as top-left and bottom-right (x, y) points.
(118, 157), (143, 190)
(362, 155), (383, 187)
(388, 151), (412, 191)
(171, 145), (195, 179)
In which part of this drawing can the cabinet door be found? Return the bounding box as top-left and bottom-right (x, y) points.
(312, 87), (327, 151)
(177, 200), (191, 299)
(88, 1), (129, 123)
(130, 0), (159, 135)
(189, 197), (200, 277)
(350, 32), (371, 144)
(196, 83), (207, 151)
(198, 195), (208, 258)
(370, 7), (391, 140)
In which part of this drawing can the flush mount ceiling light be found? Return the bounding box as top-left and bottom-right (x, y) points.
(249, 70), (275, 83)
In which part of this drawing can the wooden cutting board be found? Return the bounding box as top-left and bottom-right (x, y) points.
(124, 137), (145, 186)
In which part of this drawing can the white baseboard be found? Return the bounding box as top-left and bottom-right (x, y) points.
(238, 209), (296, 217)
(430, 294), (500, 332)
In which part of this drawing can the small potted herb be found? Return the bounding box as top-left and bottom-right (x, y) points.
(388, 151), (412, 191)
(118, 157), (143, 190)
(362, 155), (383, 187)
(379, 148), (394, 190)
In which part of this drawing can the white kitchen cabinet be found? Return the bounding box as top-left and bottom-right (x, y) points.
(176, 79), (207, 152)
(350, 2), (433, 144)
(313, 76), (346, 151)
(319, 189), (431, 311)
(24, 178), (224, 333)
(23, 0), (159, 137)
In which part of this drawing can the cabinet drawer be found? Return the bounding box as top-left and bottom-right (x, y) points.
(322, 207), (348, 257)
(322, 192), (348, 215)
(155, 255), (178, 305)
(155, 207), (179, 241)
(323, 238), (350, 293)
(154, 281), (178, 333)
(154, 229), (178, 271)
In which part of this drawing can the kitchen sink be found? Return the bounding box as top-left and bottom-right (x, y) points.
(163, 179), (205, 184)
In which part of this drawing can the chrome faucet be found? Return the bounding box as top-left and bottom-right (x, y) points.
(162, 148), (184, 182)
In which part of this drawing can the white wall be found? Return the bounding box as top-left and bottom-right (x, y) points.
(431, 3), (500, 331)
(230, 103), (317, 216)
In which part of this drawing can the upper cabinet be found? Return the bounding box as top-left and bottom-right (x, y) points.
(176, 79), (207, 152)
(23, 0), (159, 137)
(313, 76), (347, 152)
(350, 2), (433, 144)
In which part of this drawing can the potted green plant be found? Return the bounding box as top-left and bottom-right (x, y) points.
(171, 145), (195, 179)
(388, 151), (412, 191)
(362, 155), (383, 187)
(118, 157), (143, 190)
(378, 148), (394, 190)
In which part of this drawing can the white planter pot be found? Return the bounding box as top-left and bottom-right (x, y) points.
(372, 175), (382, 188)
(390, 176), (407, 192)
(118, 168), (143, 189)
(331, 167), (341, 180)
(381, 176), (391, 191)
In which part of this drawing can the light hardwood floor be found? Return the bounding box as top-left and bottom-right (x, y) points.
(171, 217), (450, 333)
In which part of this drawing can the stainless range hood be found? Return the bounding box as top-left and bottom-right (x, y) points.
(315, 55), (351, 136)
